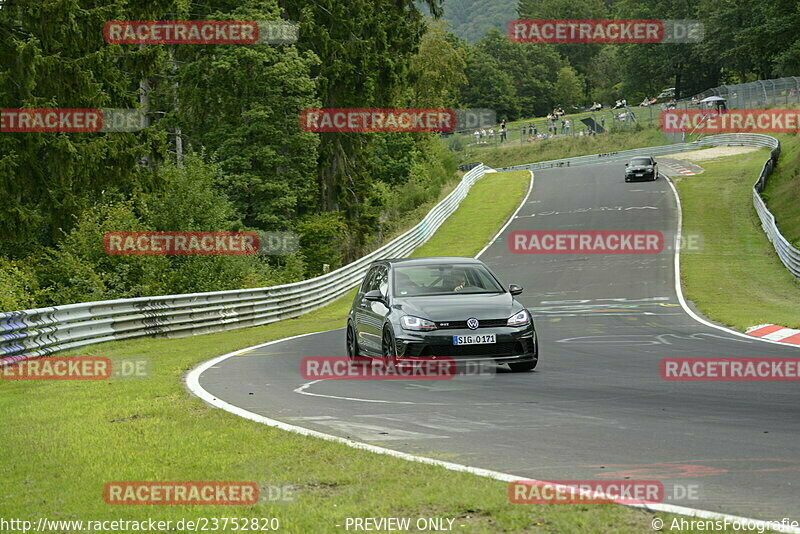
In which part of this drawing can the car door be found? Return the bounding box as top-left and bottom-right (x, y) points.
(359, 265), (390, 354)
(354, 267), (377, 353)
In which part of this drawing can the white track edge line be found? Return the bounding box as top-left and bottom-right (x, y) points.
(186, 169), (799, 532)
(186, 337), (799, 533)
(664, 173), (800, 350)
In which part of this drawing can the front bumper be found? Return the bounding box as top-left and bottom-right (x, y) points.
(394, 325), (537, 363)
(625, 170), (656, 181)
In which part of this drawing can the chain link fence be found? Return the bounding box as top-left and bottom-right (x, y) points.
(688, 77), (800, 110)
(445, 77), (800, 152)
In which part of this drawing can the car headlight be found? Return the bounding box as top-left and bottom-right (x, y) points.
(400, 315), (437, 331)
(507, 309), (530, 326)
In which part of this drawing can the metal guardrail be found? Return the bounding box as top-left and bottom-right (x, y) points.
(0, 165), (488, 365)
(2, 133), (796, 364)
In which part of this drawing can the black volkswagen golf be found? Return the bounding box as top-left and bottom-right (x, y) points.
(346, 257), (538, 372)
(624, 155), (659, 182)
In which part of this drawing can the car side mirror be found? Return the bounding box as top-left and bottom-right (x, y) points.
(624, 163), (628, 166)
(364, 290), (386, 303)
(509, 284), (523, 296)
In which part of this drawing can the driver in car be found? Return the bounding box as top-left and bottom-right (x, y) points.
(448, 270), (468, 292)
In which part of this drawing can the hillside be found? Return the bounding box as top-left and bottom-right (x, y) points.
(421, 0), (517, 42)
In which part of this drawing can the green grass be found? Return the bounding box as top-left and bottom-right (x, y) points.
(761, 133), (800, 247)
(676, 148), (800, 330)
(2, 169), (725, 533)
(454, 125), (668, 169)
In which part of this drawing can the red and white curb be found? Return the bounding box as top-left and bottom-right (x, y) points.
(663, 161), (696, 175)
(747, 324), (800, 345)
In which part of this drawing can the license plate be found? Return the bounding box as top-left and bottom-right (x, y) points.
(453, 334), (496, 345)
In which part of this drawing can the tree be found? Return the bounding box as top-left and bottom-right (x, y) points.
(172, 1), (320, 231)
(408, 20), (468, 108)
(0, 0), (170, 252)
(461, 48), (520, 120)
(553, 66), (585, 109)
(517, 0), (607, 90)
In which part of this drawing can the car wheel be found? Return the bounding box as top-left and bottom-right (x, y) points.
(509, 338), (538, 372)
(381, 325), (399, 365)
(346, 323), (365, 363)
(509, 359), (537, 372)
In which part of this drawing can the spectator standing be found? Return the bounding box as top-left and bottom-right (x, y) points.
(473, 130), (480, 144)
(500, 126), (507, 143)
(564, 119), (570, 134)
(480, 128), (486, 144)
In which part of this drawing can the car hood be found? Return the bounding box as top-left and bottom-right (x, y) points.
(394, 293), (520, 321)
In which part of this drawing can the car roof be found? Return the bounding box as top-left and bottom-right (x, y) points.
(370, 257), (484, 267)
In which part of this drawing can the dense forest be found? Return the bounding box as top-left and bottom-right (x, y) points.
(0, 0), (798, 310)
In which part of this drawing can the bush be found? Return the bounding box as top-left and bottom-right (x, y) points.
(0, 258), (42, 312)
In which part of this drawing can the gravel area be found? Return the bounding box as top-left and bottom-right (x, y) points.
(663, 145), (762, 161)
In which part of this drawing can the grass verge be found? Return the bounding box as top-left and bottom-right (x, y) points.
(1, 170), (735, 533)
(675, 148), (800, 330)
(454, 125), (668, 169)
(761, 133), (800, 247)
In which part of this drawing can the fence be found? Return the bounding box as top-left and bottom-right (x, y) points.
(0, 166), (488, 366)
(689, 77), (800, 111)
(445, 77), (800, 152)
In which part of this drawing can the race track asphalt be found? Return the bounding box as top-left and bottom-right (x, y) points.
(197, 160), (800, 521)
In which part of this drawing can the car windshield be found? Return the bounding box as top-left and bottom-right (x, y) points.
(393, 263), (504, 296)
(630, 158), (652, 166)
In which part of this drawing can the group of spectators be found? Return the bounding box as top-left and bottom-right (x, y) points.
(465, 96), (665, 147)
(472, 119), (508, 144)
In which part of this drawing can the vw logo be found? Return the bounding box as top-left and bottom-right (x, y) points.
(466, 317), (479, 330)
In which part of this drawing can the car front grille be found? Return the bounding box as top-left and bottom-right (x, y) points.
(426, 342), (522, 357)
(434, 319), (507, 329)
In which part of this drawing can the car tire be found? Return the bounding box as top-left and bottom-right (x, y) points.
(509, 338), (538, 372)
(346, 323), (366, 364)
(381, 325), (399, 365)
(509, 360), (537, 372)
